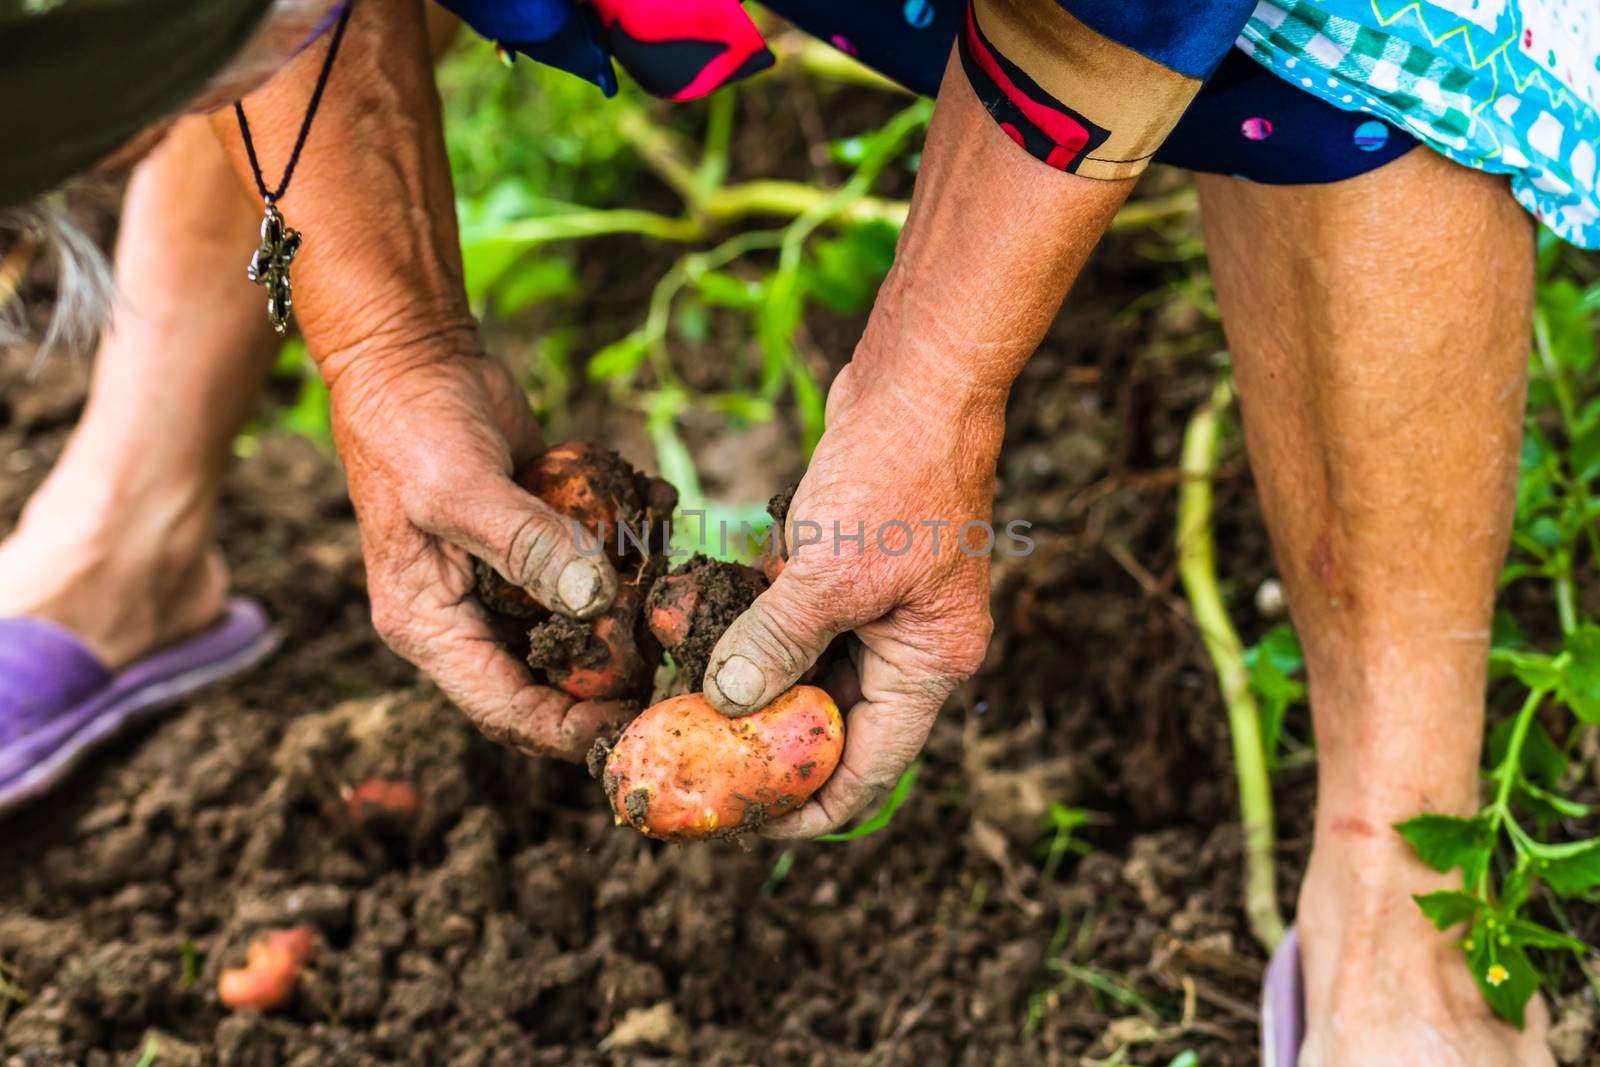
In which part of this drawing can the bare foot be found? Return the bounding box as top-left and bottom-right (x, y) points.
(0, 478), (228, 668)
(1297, 825), (1554, 1067)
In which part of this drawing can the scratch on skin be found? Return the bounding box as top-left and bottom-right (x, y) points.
(1311, 530), (1346, 609)
(1327, 816), (1378, 838)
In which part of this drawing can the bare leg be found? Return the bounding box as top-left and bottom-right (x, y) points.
(0, 9), (459, 670)
(1197, 148), (1552, 1065)
(0, 116), (279, 667)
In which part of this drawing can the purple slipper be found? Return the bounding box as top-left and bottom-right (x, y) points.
(1261, 926), (1305, 1067)
(0, 599), (280, 814)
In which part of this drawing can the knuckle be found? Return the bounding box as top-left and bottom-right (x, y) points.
(917, 608), (992, 686)
(404, 458), (456, 532)
(369, 599), (407, 648)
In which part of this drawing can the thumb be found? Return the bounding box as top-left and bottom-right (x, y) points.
(703, 571), (850, 717)
(430, 474), (619, 620)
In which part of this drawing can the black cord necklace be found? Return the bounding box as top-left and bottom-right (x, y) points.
(234, 1), (356, 335)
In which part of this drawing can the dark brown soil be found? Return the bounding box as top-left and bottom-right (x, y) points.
(4, 167), (1598, 1067)
(647, 555), (767, 691)
(526, 615), (603, 673)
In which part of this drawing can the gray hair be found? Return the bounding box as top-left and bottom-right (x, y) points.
(0, 193), (115, 365)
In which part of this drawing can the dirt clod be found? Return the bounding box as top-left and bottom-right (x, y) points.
(645, 554), (766, 689)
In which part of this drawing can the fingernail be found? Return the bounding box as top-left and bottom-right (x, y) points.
(557, 558), (603, 614)
(713, 654), (765, 708)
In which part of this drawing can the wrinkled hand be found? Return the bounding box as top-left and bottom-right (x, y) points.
(329, 347), (628, 761)
(703, 361), (1004, 836)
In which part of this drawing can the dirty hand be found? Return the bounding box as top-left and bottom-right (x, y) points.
(329, 346), (629, 761)
(702, 358), (1004, 836)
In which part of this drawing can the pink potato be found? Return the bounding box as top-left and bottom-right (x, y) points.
(218, 927), (315, 1012)
(340, 776), (421, 824)
(603, 685), (844, 840)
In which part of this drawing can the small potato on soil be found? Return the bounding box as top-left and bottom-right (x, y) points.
(340, 777), (421, 824)
(218, 927), (315, 1012)
(603, 686), (844, 840)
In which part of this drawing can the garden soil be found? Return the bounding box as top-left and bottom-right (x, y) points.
(3, 186), (1598, 1066)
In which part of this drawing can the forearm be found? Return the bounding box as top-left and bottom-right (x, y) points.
(855, 53), (1134, 406)
(210, 0), (474, 389)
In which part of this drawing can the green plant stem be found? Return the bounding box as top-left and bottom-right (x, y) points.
(705, 180), (909, 228)
(1105, 189), (1197, 232)
(1556, 575), (1579, 637)
(1177, 375), (1286, 951)
(471, 170), (1182, 260)
(696, 89), (736, 195)
(1491, 688), (1547, 816)
(1482, 686), (1549, 895)
(768, 31), (912, 93)
(477, 209), (702, 246)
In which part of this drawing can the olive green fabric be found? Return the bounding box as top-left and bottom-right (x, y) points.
(0, 0), (274, 206)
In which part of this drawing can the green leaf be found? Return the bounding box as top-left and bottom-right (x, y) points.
(1490, 649), (1562, 692)
(1501, 863), (1533, 913)
(674, 300), (710, 344)
(755, 272), (803, 398)
(1465, 918), (1539, 1028)
(1487, 716), (1567, 785)
(1524, 836), (1600, 895)
(1572, 418), (1600, 484)
(818, 763), (920, 842)
(790, 359), (826, 455)
(1413, 890), (1483, 930)
(587, 332), (649, 382)
(1490, 610), (1527, 653)
(801, 222), (899, 314)
(491, 256), (577, 316)
(1245, 624), (1305, 676)
(1559, 625), (1600, 723)
(1505, 918), (1587, 953)
(694, 269), (763, 309)
(1395, 813), (1494, 880)
(646, 399), (702, 512)
(1246, 648), (1303, 769)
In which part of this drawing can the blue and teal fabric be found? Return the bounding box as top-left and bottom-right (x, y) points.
(1240, 0), (1600, 247)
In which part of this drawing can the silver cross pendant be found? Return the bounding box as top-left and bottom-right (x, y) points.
(247, 202), (301, 335)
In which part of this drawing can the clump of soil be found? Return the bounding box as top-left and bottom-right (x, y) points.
(644, 554), (767, 689)
(526, 615), (601, 671)
(762, 482), (797, 581)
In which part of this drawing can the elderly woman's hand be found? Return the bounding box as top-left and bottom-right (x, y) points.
(207, 0), (638, 757)
(328, 341), (630, 760)
(701, 356), (1003, 836)
(697, 53), (1136, 834)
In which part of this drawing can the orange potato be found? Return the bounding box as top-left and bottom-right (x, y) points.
(519, 441), (643, 565)
(218, 927), (315, 1012)
(533, 582), (656, 701)
(603, 686), (844, 840)
(645, 572), (700, 648)
(340, 776), (421, 823)
(477, 441), (658, 613)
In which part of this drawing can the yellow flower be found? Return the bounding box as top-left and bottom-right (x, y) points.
(1486, 964), (1510, 987)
